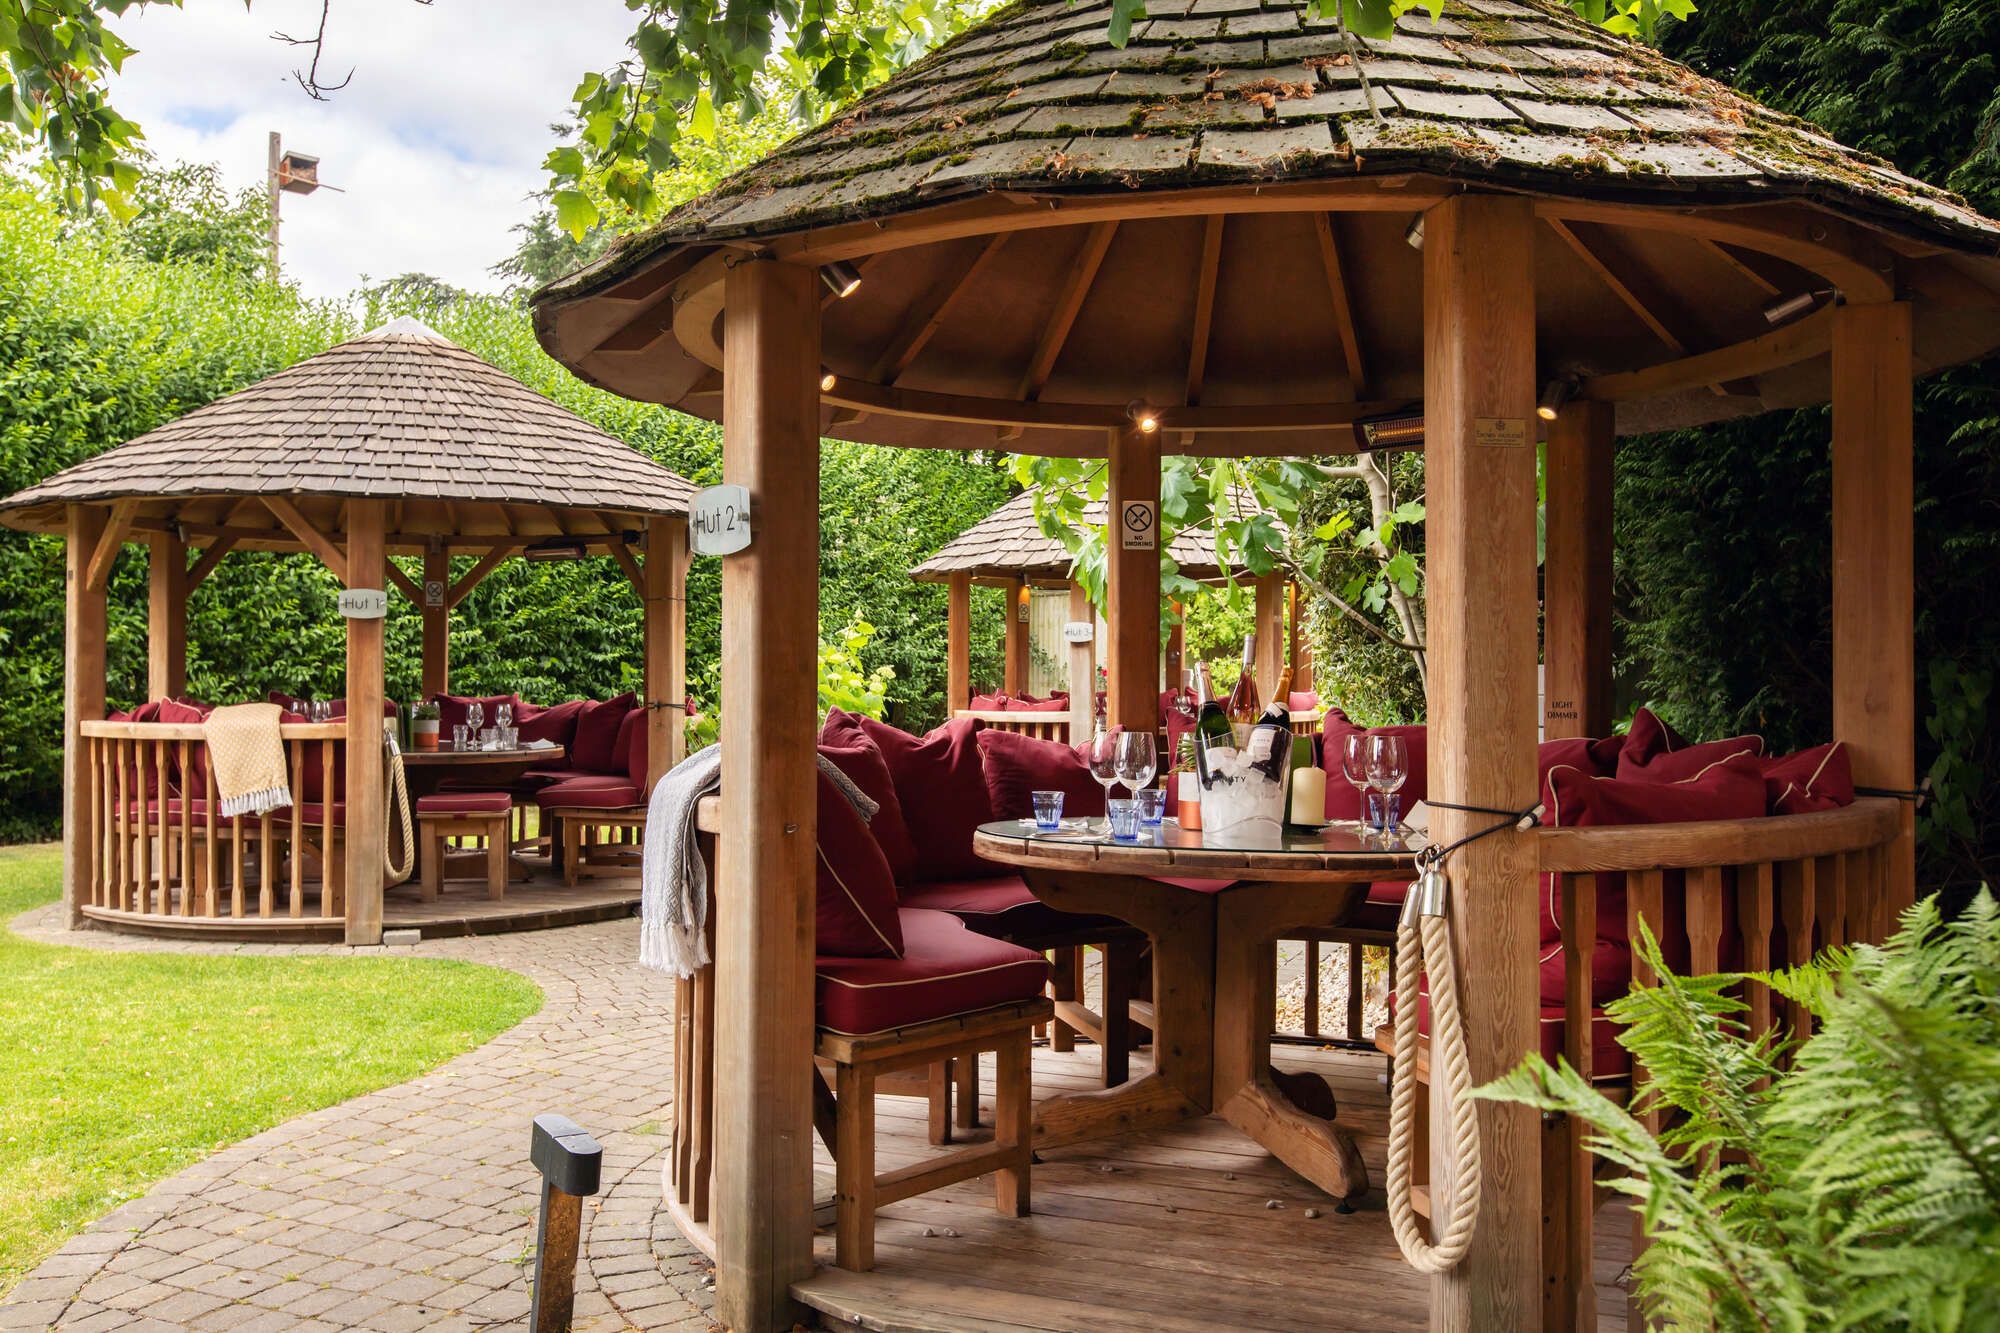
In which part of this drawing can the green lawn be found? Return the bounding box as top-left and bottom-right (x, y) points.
(0, 844), (543, 1296)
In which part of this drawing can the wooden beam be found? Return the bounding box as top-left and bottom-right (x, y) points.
(64, 505), (109, 929)
(607, 539), (648, 597)
(1105, 427), (1161, 733)
(184, 538), (236, 592)
(1579, 303), (1834, 404)
(1014, 221), (1118, 403)
(421, 546), (450, 699)
(263, 495), (349, 584)
(1422, 193), (1542, 1332)
(1253, 573), (1285, 699)
(821, 378), (1407, 434)
(83, 498), (139, 595)
(1003, 577), (1030, 695)
(1831, 301), (1916, 919)
(147, 531), (187, 700)
(1699, 238), (1781, 296)
(343, 500), (387, 947)
(714, 257), (819, 1333)
(1543, 400), (1615, 739)
(383, 561), (421, 603)
(1545, 218), (1690, 356)
(855, 235), (1010, 408)
(947, 573), (971, 714)
(1068, 582), (1097, 741)
(644, 515), (688, 781)
(1185, 216), (1224, 409)
(1311, 213), (1367, 396)
(447, 545), (521, 609)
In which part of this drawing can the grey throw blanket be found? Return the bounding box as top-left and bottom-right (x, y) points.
(639, 743), (878, 979)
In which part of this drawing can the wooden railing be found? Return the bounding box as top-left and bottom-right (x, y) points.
(1534, 796), (1905, 1331)
(953, 709), (1070, 742)
(76, 719), (350, 933)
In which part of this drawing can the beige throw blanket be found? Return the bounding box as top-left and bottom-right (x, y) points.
(203, 702), (294, 817)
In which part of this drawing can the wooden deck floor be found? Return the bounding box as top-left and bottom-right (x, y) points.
(797, 1043), (1633, 1332)
(380, 865), (639, 937)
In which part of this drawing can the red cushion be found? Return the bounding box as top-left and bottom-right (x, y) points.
(1612, 706), (1689, 771)
(967, 693), (1009, 711)
(429, 692), (521, 734)
(898, 875), (1116, 942)
(976, 728), (1107, 822)
(417, 791), (513, 815)
(571, 693), (636, 774)
(517, 699), (586, 757)
(822, 710), (1001, 881)
(615, 708), (649, 788)
(536, 775), (642, 810)
(815, 908), (1050, 1035)
(818, 739), (920, 881)
(816, 770), (904, 959)
(1288, 691), (1320, 713)
(1760, 742), (1855, 815)
(1537, 736), (1613, 785)
(155, 699), (215, 794)
(1320, 707), (1428, 821)
(1150, 876), (1235, 893)
(1618, 734), (1765, 784)
(1003, 695), (1070, 713)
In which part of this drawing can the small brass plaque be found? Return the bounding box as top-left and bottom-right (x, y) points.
(1474, 416), (1530, 447)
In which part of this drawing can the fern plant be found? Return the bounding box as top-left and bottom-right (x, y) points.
(1480, 893), (2000, 1332)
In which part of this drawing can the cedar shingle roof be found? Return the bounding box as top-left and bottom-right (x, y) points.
(547, 0), (1997, 301)
(912, 488), (1258, 582)
(0, 318), (696, 531)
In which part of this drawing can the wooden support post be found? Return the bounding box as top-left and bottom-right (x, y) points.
(1165, 613), (1184, 695)
(1253, 573), (1285, 698)
(344, 501), (387, 947)
(714, 257), (819, 1333)
(1106, 428), (1161, 733)
(421, 545), (450, 699)
(1003, 577), (1029, 695)
(147, 531), (187, 700)
(946, 572), (971, 713)
(1422, 194), (1542, 1332)
(645, 514), (689, 780)
(1831, 301), (1916, 919)
(64, 505), (109, 929)
(1067, 582), (1097, 740)
(1543, 399), (1615, 740)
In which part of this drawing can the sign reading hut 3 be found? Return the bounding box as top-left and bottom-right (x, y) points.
(338, 589), (388, 620)
(690, 484), (753, 556)
(1119, 500), (1158, 551)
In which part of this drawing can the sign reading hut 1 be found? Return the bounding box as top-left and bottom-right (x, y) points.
(690, 483), (753, 556)
(338, 589), (388, 619)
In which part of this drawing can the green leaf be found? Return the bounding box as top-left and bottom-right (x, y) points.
(552, 189), (600, 239)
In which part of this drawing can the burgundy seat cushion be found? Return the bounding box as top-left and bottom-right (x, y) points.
(615, 708), (649, 788)
(976, 728), (1107, 822)
(967, 693), (1008, 711)
(1320, 707), (1428, 821)
(154, 698), (214, 793)
(816, 908), (1051, 1035)
(1618, 732), (1765, 784)
(417, 791), (513, 816)
(571, 693), (637, 775)
(1003, 695), (1070, 713)
(818, 738), (920, 881)
(898, 875), (1118, 942)
(1760, 742), (1855, 815)
(536, 775), (642, 810)
(517, 699), (586, 759)
(821, 710), (1002, 882)
(816, 769), (904, 959)
(1342, 879), (1411, 933)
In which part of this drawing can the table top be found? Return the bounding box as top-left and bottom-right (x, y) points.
(973, 817), (1423, 879)
(400, 742), (564, 766)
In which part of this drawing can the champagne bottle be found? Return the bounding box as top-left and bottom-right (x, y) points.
(1194, 664), (1236, 785)
(1246, 696), (1293, 783)
(1270, 665), (1294, 714)
(1226, 632), (1261, 725)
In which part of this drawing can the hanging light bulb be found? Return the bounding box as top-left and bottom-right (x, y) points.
(819, 368), (837, 392)
(1126, 401), (1161, 434)
(1536, 376), (1577, 422)
(818, 260), (863, 299)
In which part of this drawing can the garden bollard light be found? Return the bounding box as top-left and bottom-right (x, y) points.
(528, 1112), (603, 1333)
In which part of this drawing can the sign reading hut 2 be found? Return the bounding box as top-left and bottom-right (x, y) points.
(1119, 500), (1157, 551)
(690, 484), (753, 556)
(338, 589), (388, 619)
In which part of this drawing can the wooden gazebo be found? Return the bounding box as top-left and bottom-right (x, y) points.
(911, 488), (1308, 738)
(532, 0), (2000, 1325)
(3, 317), (696, 944)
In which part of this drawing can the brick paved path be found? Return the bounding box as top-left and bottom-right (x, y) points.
(2, 907), (717, 1333)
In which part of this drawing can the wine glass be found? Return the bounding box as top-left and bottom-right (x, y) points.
(1087, 729), (1122, 831)
(1365, 734), (1409, 835)
(1339, 732), (1371, 832)
(1115, 730), (1157, 801)
(494, 700), (513, 730)
(465, 700), (484, 733)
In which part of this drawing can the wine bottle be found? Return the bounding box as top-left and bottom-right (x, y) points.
(1193, 663), (1235, 785)
(1270, 665), (1294, 714)
(1246, 697), (1293, 784)
(1226, 632), (1261, 725)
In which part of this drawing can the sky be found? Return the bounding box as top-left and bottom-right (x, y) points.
(114, 0), (639, 301)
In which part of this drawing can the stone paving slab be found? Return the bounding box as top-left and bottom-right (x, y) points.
(4, 906), (718, 1332)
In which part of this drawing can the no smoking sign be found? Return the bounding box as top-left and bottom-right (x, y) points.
(1119, 500), (1157, 551)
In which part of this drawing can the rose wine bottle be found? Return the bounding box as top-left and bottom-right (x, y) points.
(1226, 632), (1261, 726)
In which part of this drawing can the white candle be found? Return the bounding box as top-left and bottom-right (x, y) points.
(1289, 765), (1328, 826)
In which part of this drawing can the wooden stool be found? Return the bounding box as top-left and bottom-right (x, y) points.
(417, 792), (513, 901)
(817, 997), (1049, 1272)
(547, 808), (646, 886)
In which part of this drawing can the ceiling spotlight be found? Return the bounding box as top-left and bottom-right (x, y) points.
(819, 260), (863, 299)
(1126, 401), (1161, 435)
(1404, 216), (1425, 251)
(1761, 289), (1831, 326)
(1355, 412), (1425, 453)
(819, 368), (838, 392)
(1536, 376), (1578, 422)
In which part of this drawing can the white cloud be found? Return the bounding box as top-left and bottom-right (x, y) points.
(113, 0), (636, 300)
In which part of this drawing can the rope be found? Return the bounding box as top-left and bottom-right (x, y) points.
(382, 729), (415, 881)
(1385, 847), (1483, 1272)
(1856, 779), (1930, 809)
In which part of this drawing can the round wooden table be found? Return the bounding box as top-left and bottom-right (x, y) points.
(398, 741), (564, 801)
(972, 817), (1420, 1202)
